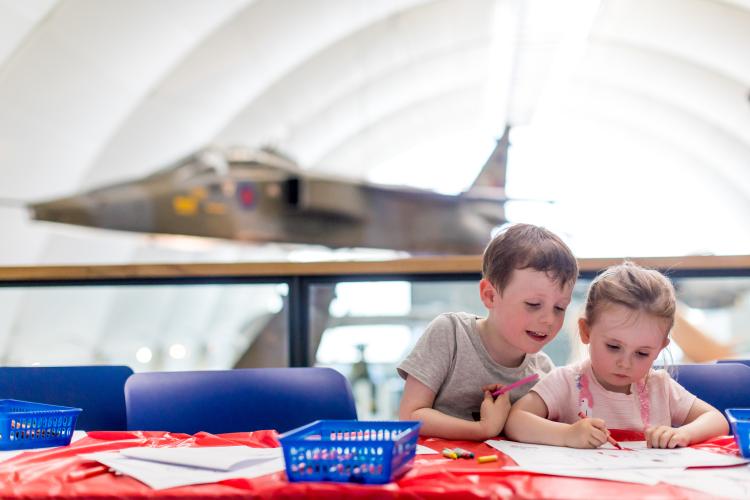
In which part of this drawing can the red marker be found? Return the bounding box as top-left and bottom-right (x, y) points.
(577, 411), (624, 450)
(491, 373), (540, 397)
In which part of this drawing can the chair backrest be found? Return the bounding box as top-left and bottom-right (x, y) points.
(0, 365), (133, 430)
(670, 363), (750, 415)
(717, 359), (750, 369)
(125, 367), (357, 434)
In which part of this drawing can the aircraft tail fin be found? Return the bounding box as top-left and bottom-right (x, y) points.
(468, 125), (509, 196)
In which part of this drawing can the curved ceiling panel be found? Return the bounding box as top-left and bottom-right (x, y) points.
(0, 0), (58, 67)
(581, 40), (750, 147)
(594, 0), (750, 85)
(318, 84), (487, 187)
(84, 0), (432, 189)
(215, 0), (497, 170)
(0, 0), (249, 200)
(562, 80), (750, 202)
(285, 44), (492, 171)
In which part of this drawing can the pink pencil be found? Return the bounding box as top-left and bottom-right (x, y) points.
(577, 411), (624, 450)
(491, 373), (540, 397)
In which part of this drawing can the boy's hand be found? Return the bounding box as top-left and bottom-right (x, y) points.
(564, 417), (610, 448)
(645, 425), (690, 448)
(478, 387), (511, 439)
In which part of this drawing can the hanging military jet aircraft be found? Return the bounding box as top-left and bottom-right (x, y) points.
(30, 131), (511, 254)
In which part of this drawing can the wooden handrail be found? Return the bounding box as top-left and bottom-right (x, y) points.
(0, 255), (747, 281)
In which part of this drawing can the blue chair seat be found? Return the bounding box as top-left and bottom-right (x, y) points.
(0, 365), (133, 430)
(125, 367), (357, 434)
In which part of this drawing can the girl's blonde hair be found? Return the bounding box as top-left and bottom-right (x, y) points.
(583, 262), (676, 334)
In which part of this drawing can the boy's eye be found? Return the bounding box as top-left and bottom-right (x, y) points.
(525, 302), (541, 308)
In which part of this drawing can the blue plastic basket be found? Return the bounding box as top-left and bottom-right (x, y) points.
(0, 399), (82, 450)
(725, 408), (750, 458)
(279, 420), (421, 484)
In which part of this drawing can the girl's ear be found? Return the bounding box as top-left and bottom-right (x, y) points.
(479, 279), (496, 308)
(662, 336), (671, 349)
(578, 318), (592, 344)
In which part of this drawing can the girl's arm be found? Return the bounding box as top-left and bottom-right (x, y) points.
(505, 392), (610, 448)
(398, 375), (509, 441)
(646, 398), (729, 448)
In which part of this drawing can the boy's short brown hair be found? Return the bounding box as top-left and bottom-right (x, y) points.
(482, 223), (578, 292)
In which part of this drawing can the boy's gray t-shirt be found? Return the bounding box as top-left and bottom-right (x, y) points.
(397, 312), (554, 421)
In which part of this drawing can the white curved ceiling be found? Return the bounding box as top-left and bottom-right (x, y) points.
(0, 0), (748, 368)
(0, 0), (746, 263)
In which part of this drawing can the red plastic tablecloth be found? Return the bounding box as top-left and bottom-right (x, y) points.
(0, 429), (740, 499)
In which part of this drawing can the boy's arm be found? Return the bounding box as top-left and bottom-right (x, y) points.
(399, 375), (509, 441)
(647, 398), (729, 448)
(505, 392), (610, 448)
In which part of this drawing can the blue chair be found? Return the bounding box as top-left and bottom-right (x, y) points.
(125, 367), (357, 434)
(717, 359), (750, 369)
(0, 365), (133, 430)
(670, 363), (750, 415)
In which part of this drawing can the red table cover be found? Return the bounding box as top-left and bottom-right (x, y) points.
(0, 429), (740, 499)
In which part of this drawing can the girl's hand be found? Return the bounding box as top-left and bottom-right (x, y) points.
(564, 417), (610, 448)
(478, 388), (511, 439)
(645, 425), (690, 448)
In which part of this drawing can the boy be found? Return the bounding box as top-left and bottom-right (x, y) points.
(397, 223), (578, 440)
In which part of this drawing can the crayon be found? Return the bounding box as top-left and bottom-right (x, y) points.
(577, 411), (623, 450)
(491, 373), (540, 397)
(477, 454), (498, 464)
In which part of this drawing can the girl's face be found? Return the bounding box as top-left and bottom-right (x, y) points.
(579, 304), (670, 394)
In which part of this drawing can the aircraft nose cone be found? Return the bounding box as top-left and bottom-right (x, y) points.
(31, 197), (95, 226)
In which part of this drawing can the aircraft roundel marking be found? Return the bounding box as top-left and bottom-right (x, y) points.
(237, 182), (256, 208)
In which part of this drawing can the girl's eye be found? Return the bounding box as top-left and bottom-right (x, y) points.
(554, 306), (566, 313)
(606, 344), (620, 351)
(636, 352), (650, 357)
(525, 302), (541, 308)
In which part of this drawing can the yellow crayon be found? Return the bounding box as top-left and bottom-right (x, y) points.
(477, 454), (498, 464)
(442, 449), (458, 459)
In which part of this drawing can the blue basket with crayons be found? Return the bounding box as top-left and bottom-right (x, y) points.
(0, 399), (81, 450)
(725, 408), (750, 458)
(279, 420), (421, 484)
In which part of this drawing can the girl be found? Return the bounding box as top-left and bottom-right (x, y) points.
(504, 262), (728, 448)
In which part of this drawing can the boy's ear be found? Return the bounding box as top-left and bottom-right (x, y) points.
(479, 278), (496, 308)
(578, 318), (592, 344)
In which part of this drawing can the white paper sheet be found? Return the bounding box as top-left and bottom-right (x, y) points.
(486, 440), (748, 470)
(501, 465), (660, 485)
(82, 450), (286, 490)
(0, 430), (87, 463)
(639, 465), (750, 499)
(416, 444), (439, 454)
(120, 445), (281, 471)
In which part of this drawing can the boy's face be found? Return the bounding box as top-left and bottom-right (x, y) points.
(579, 304), (669, 393)
(481, 268), (573, 354)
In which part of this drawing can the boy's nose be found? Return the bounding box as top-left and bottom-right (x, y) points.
(539, 309), (553, 326)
